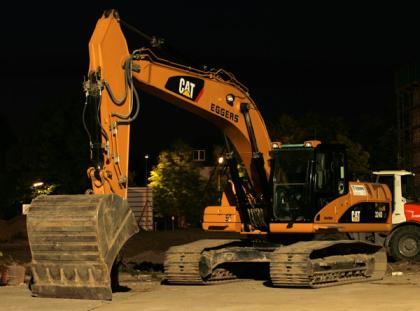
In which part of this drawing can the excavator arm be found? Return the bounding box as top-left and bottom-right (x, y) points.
(86, 10), (272, 201)
(85, 10), (274, 231)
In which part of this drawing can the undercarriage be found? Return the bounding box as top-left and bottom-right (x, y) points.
(164, 238), (386, 287)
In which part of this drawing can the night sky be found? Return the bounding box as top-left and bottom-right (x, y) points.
(1, 2), (418, 178)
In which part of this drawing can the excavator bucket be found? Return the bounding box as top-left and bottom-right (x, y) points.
(26, 194), (139, 300)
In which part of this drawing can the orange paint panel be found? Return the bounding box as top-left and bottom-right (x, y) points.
(132, 56), (272, 186)
(202, 223), (242, 232)
(88, 11), (132, 199)
(269, 223), (316, 233)
(270, 222), (391, 233)
(202, 205), (242, 232)
(315, 181), (392, 224)
(335, 223), (392, 232)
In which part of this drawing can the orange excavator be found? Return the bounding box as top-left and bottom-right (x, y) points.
(26, 10), (392, 300)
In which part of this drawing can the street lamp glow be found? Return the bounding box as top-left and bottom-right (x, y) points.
(218, 157), (224, 164)
(144, 154), (149, 185)
(32, 182), (44, 188)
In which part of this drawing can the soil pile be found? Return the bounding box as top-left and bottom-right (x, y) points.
(0, 217), (418, 276)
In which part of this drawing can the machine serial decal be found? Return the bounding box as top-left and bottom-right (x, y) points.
(165, 76), (204, 102)
(210, 103), (239, 123)
(374, 211), (383, 218)
(351, 210), (361, 222)
(375, 204), (386, 219)
(351, 185), (367, 196)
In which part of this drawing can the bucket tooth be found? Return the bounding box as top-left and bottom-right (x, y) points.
(27, 194), (139, 300)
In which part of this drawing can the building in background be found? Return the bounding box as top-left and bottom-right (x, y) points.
(127, 187), (153, 231)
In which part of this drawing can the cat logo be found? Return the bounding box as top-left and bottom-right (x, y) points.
(165, 76), (204, 102)
(179, 78), (195, 99)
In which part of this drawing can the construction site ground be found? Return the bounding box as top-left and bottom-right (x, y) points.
(1, 215), (420, 311)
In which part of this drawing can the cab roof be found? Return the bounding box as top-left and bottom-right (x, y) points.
(372, 170), (414, 176)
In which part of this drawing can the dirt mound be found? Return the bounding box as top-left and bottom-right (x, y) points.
(0, 216), (27, 243)
(0, 215), (30, 265)
(122, 229), (240, 264)
(388, 261), (420, 274)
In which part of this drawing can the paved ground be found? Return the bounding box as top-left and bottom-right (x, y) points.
(1, 272), (419, 311)
(1, 222), (419, 310)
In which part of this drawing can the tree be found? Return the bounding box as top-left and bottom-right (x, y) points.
(350, 113), (398, 171)
(0, 113), (17, 219)
(268, 114), (309, 143)
(1, 91), (91, 219)
(268, 113), (371, 178)
(333, 133), (370, 179)
(148, 141), (206, 228)
(268, 113), (349, 144)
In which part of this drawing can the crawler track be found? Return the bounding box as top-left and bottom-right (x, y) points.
(270, 240), (387, 288)
(164, 239), (241, 284)
(164, 239), (387, 288)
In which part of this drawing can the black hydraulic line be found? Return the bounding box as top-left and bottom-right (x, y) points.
(240, 103), (259, 154)
(95, 95), (109, 143)
(119, 18), (204, 69)
(223, 134), (232, 154)
(114, 82), (141, 125)
(224, 135), (270, 229)
(240, 103), (271, 204)
(82, 54), (141, 179)
(82, 97), (92, 146)
(82, 72), (110, 174)
(102, 56), (140, 124)
(87, 90), (104, 172)
(226, 152), (251, 228)
(119, 19), (164, 48)
(104, 57), (131, 107)
(224, 136), (261, 229)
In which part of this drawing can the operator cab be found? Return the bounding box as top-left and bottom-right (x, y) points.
(271, 141), (348, 223)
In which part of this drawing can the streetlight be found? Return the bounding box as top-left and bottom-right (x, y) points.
(144, 154), (149, 186)
(218, 156), (224, 165)
(32, 182), (44, 188)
